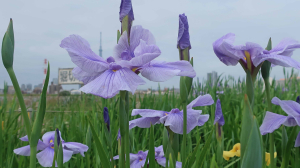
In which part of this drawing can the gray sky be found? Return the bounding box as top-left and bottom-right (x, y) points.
(1, 0), (300, 90)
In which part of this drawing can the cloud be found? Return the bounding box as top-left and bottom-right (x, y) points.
(1, 0), (300, 90)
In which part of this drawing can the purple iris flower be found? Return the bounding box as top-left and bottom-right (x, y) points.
(113, 145), (182, 168)
(14, 131), (88, 167)
(213, 33), (300, 69)
(296, 96), (300, 104)
(103, 107), (110, 131)
(260, 97), (300, 147)
(129, 94), (214, 134)
(60, 25), (195, 98)
(178, 13), (191, 50)
(214, 99), (225, 126)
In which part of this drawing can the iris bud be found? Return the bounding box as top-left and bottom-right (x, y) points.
(103, 107), (110, 131)
(119, 0), (134, 35)
(1, 19), (14, 69)
(261, 38), (272, 80)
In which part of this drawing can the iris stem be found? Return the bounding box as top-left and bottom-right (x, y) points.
(119, 91), (126, 168)
(7, 68), (31, 138)
(29, 145), (37, 168)
(264, 77), (275, 168)
(182, 101), (187, 166)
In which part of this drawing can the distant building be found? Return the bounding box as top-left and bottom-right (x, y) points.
(7, 86), (15, 94)
(26, 84), (32, 91)
(21, 84), (26, 91)
(207, 71), (218, 86)
(49, 82), (62, 94)
(33, 88), (42, 94)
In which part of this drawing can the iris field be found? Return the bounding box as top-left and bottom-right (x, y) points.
(1, 70), (300, 167)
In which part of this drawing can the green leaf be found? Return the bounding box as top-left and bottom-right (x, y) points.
(241, 118), (263, 168)
(163, 127), (169, 155)
(210, 154), (218, 168)
(240, 94), (254, 159)
(196, 130), (213, 167)
(88, 118), (111, 167)
(57, 134), (63, 168)
(31, 63), (50, 146)
(149, 124), (156, 168)
(184, 136), (202, 168)
(281, 126), (288, 159)
(281, 126), (298, 168)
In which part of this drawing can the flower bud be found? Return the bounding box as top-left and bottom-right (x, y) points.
(103, 107), (110, 131)
(1, 19), (14, 69)
(177, 14), (191, 51)
(119, 0), (134, 34)
(56, 128), (61, 146)
(261, 38), (272, 80)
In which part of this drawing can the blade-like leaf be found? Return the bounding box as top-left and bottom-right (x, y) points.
(88, 118), (111, 167)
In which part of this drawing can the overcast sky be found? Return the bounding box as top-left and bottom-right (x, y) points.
(1, 0), (300, 90)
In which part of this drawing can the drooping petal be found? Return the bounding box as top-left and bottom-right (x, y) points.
(268, 38), (300, 57)
(130, 159), (146, 168)
(80, 68), (145, 98)
(252, 53), (300, 69)
(130, 25), (156, 52)
(213, 33), (241, 66)
(154, 145), (164, 157)
(63, 142), (89, 157)
(198, 114), (210, 126)
(60, 35), (109, 74)
(187, 94), (214, 109)
(129, 117), (161, 129)
(260, 112), (288, 135)
(113, 31), (130, 61)
(214, 99), (225, 126)
(177, 13), (191, 50)
(140, 60), (195, 82)
(271, 97), (300, 125)
(72, 67), (100, 84)
(14, 145), (31, 156)
(156, 157), (182, 168)
(295, 131), (300, 147)
(36, 147), (55, 167)
(131, 109), (167, 117)
(20, 135), (28, 141)
(113, 153), (140, 165)
(161, 110), (200, 134)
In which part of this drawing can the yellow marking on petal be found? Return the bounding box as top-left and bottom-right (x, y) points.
(244, 51), (252, 71)
(112, 70), (117, 72)
(139, 159), (142, 162)
(50, 139), (54, 149)
(165, 113), (168, 116)
(265, 152), (277, 166)
(132, 68), (138, 72)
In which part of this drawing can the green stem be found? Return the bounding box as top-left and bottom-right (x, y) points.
(119, 91), (126, 168)
(29, 145), (37, 168)
(7, 68), (31, 138)
(264, 78), (275, 168)
(182, 101), (187, 166)
(125, 91), (130, 168)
